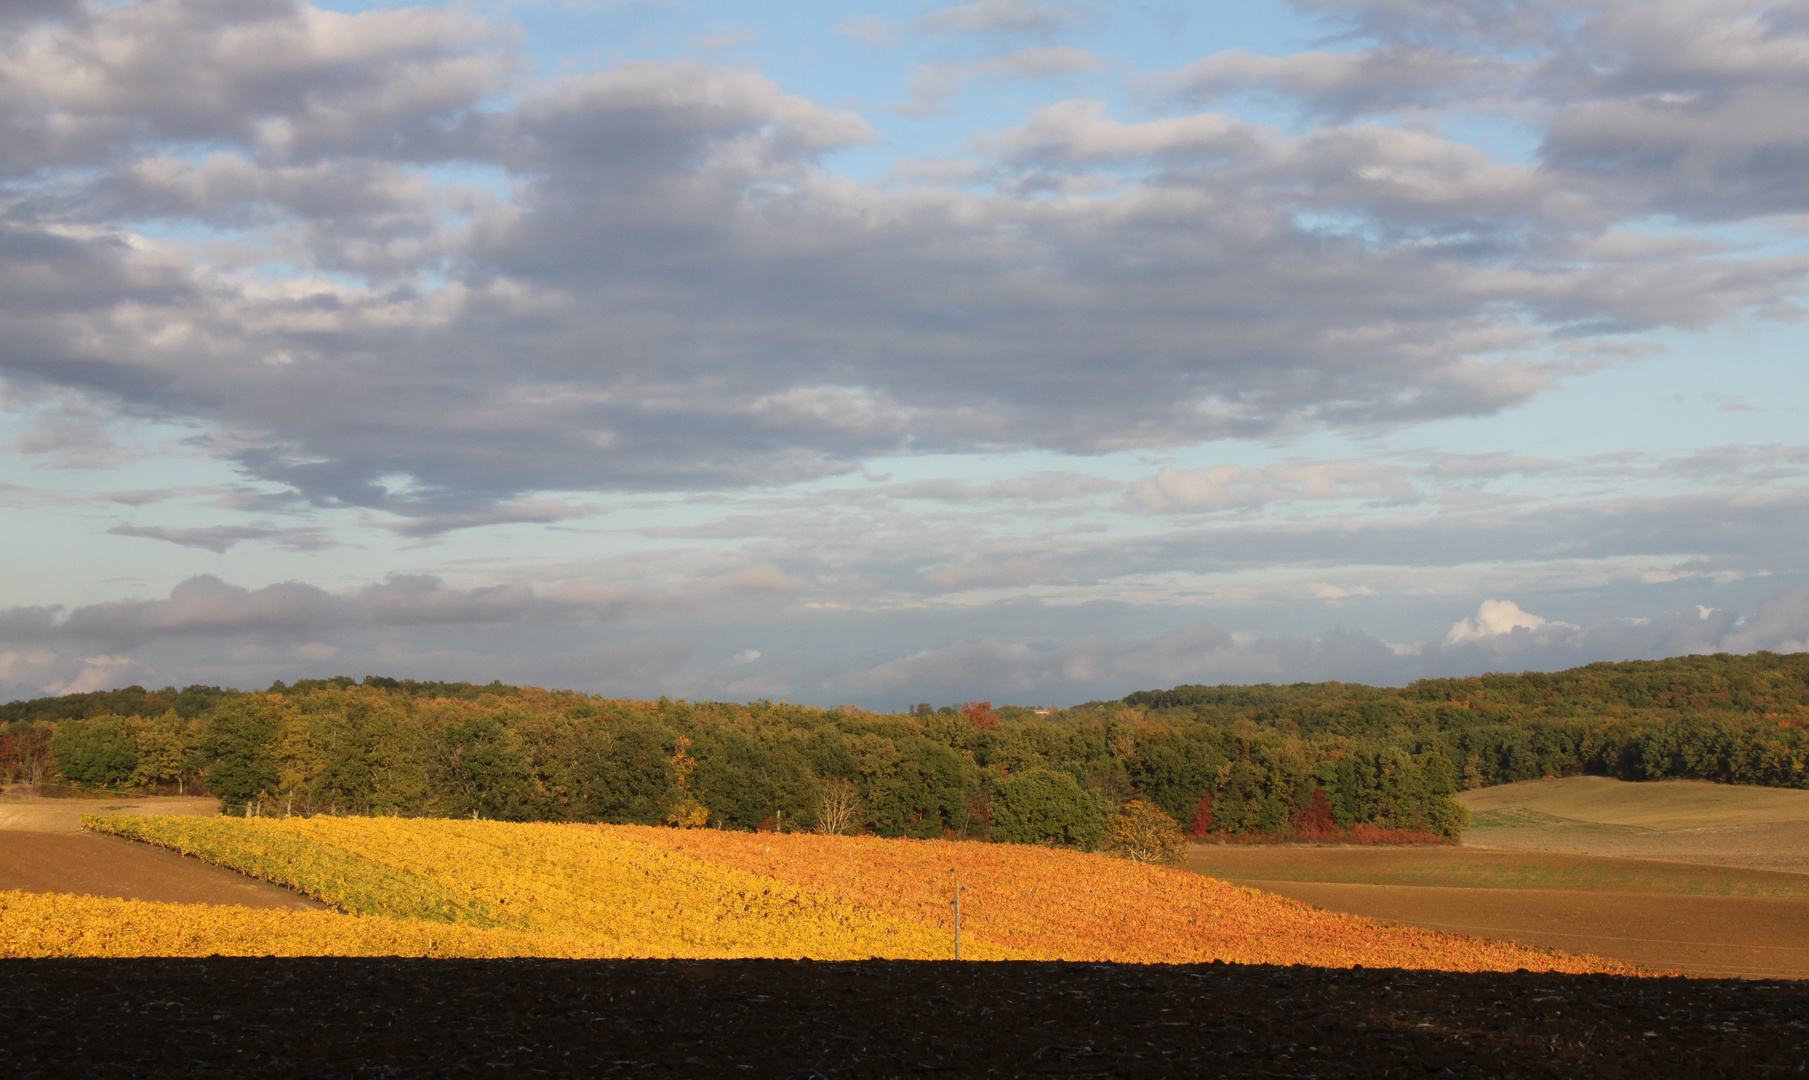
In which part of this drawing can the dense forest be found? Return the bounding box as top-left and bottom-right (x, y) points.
(3, 651), (1807, 848)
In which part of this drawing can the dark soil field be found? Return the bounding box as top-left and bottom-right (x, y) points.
(4, 957), (1807, 1079)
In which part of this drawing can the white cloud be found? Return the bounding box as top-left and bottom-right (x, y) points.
(45, 655), (141, 695)
(1446, 599), (1560, 644)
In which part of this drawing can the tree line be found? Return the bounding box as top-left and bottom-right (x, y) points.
(3, 652), (1806, 847)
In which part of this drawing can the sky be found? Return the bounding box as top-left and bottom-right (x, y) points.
(1, 0), (1807, 708)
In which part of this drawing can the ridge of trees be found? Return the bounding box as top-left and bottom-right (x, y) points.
(1, 651), (1805, 847)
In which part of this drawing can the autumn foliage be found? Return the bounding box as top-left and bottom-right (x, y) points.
(1103, 799), (1187, 866)
(40, 813), (1649, 975)
(959, 702), (1000, 730)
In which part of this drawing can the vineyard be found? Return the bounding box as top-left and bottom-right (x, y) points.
(7, 814), (1647, 973)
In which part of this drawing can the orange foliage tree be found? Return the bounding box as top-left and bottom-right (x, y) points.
(959, 702), (1000, 730)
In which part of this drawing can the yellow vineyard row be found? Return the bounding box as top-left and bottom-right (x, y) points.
(45, 815), (1644, 973)
(80, 815), (1010, 960)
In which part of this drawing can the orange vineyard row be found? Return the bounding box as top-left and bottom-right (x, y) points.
(30, 815), (1647, 973)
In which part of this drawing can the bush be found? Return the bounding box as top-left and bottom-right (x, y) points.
(1104, 799), (1187, 865)
(990, 769), (1105, 850)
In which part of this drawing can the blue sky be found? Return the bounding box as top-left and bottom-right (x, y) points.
(1, 0), (1806, 705)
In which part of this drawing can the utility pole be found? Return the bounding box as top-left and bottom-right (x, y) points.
(949, 868), (966, 960)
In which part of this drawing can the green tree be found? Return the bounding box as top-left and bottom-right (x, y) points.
(990, 768), (1105, 850)
(51, 716), (137, 788)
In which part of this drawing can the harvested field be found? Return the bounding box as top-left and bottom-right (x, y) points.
(0, 791), (320, 909)
(0, 832), (323, 909)
(1188, 844), (1809, 897)
(1188, 834), (1809, 978)
(1228, 881), (1809, 979)
(3, 957), (1805, 1079)
(1459, 776), (1809, 831)
(1458, 776), (1809, 873)
(0, 790), (220, 833)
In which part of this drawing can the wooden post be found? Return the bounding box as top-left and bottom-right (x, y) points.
(949, 868), (965, 960)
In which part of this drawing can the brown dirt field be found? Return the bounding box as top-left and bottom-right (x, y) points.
(1467, 818), (1809, 874)
(0, 830), (324, 910)
(1235, 880), (1809, 980)
(1188, 846), (1809, 978)
(0, 791), (221, 832)
(4, 957), (1805, 1078)
(1188, 844), (1809, 896)
(0, 790), (320, 908)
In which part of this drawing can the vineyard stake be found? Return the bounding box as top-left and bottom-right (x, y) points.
(949, 868), (965, 960)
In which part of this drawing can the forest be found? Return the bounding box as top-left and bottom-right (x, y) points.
(2, 651), (1807, 848)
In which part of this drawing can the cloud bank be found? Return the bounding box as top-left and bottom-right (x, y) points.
(0, 0), (1801, 529)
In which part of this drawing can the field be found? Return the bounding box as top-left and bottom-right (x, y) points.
(6, 957), (1805, 1079)
(12, 813), (1631, 973)
(1188, 777), (1809, 978)
(4, 792), (1807, 1075)
(1459, 776), (1809, 873)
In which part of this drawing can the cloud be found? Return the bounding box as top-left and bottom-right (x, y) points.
(897, 46), (1103, 116)
(0, 0), (1802, 533)
(1159, 46), (1514, 118)
(11, 573), (616, 651)
(913, 0), (1083, 39)
(107, 523), (335, 552)
(45, 655), (141, 695)
(1445, 599), (1571, 645)
(1125, 461), (1413, 513)
(877, 471), (1120, 503)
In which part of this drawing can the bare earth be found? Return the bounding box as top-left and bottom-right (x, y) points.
(0, 789), (321, 910)
(9, 957), (1809, 1079)
(1190, 778), (1809, 979)
(1234, 879), (1809, 979)
(0, 789), (221, 833)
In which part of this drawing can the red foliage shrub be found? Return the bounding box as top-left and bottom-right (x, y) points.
(1189, 793), (1214, 837)
(1288, 788), (1339, 839)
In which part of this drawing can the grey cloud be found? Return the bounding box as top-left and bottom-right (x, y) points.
(877, 472), (1120, 503)
(913, 0), (1083, 39)
(897, 46), (1103, 116)
(0, 0), (510, 174)
(1160, 46), (1513, 118)
(1125, 461), (1416, 513)
(107, 522), (335, 552)
(849, 593), (1809, 701)
(0, 572), (641, 653)
(1200, 1), (1809, 220)
(0, 0), (1803, 526)
(383, 498), (600, 538)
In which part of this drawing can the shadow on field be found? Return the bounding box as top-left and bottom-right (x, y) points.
(4, 958), (1806, 1078)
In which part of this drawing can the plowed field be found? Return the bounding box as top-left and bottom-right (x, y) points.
(3, 957), (1804, 1079)
(0, 831), (323, 910)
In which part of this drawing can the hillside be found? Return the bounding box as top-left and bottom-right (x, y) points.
(23, 814), (1637, 973)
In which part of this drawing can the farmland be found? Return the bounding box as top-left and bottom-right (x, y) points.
(0, 812), (1629, 973)
(7, 957), (1805, 1080)
(1188, 776), (1809, 978)
(1460, 775), (1809, 873)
